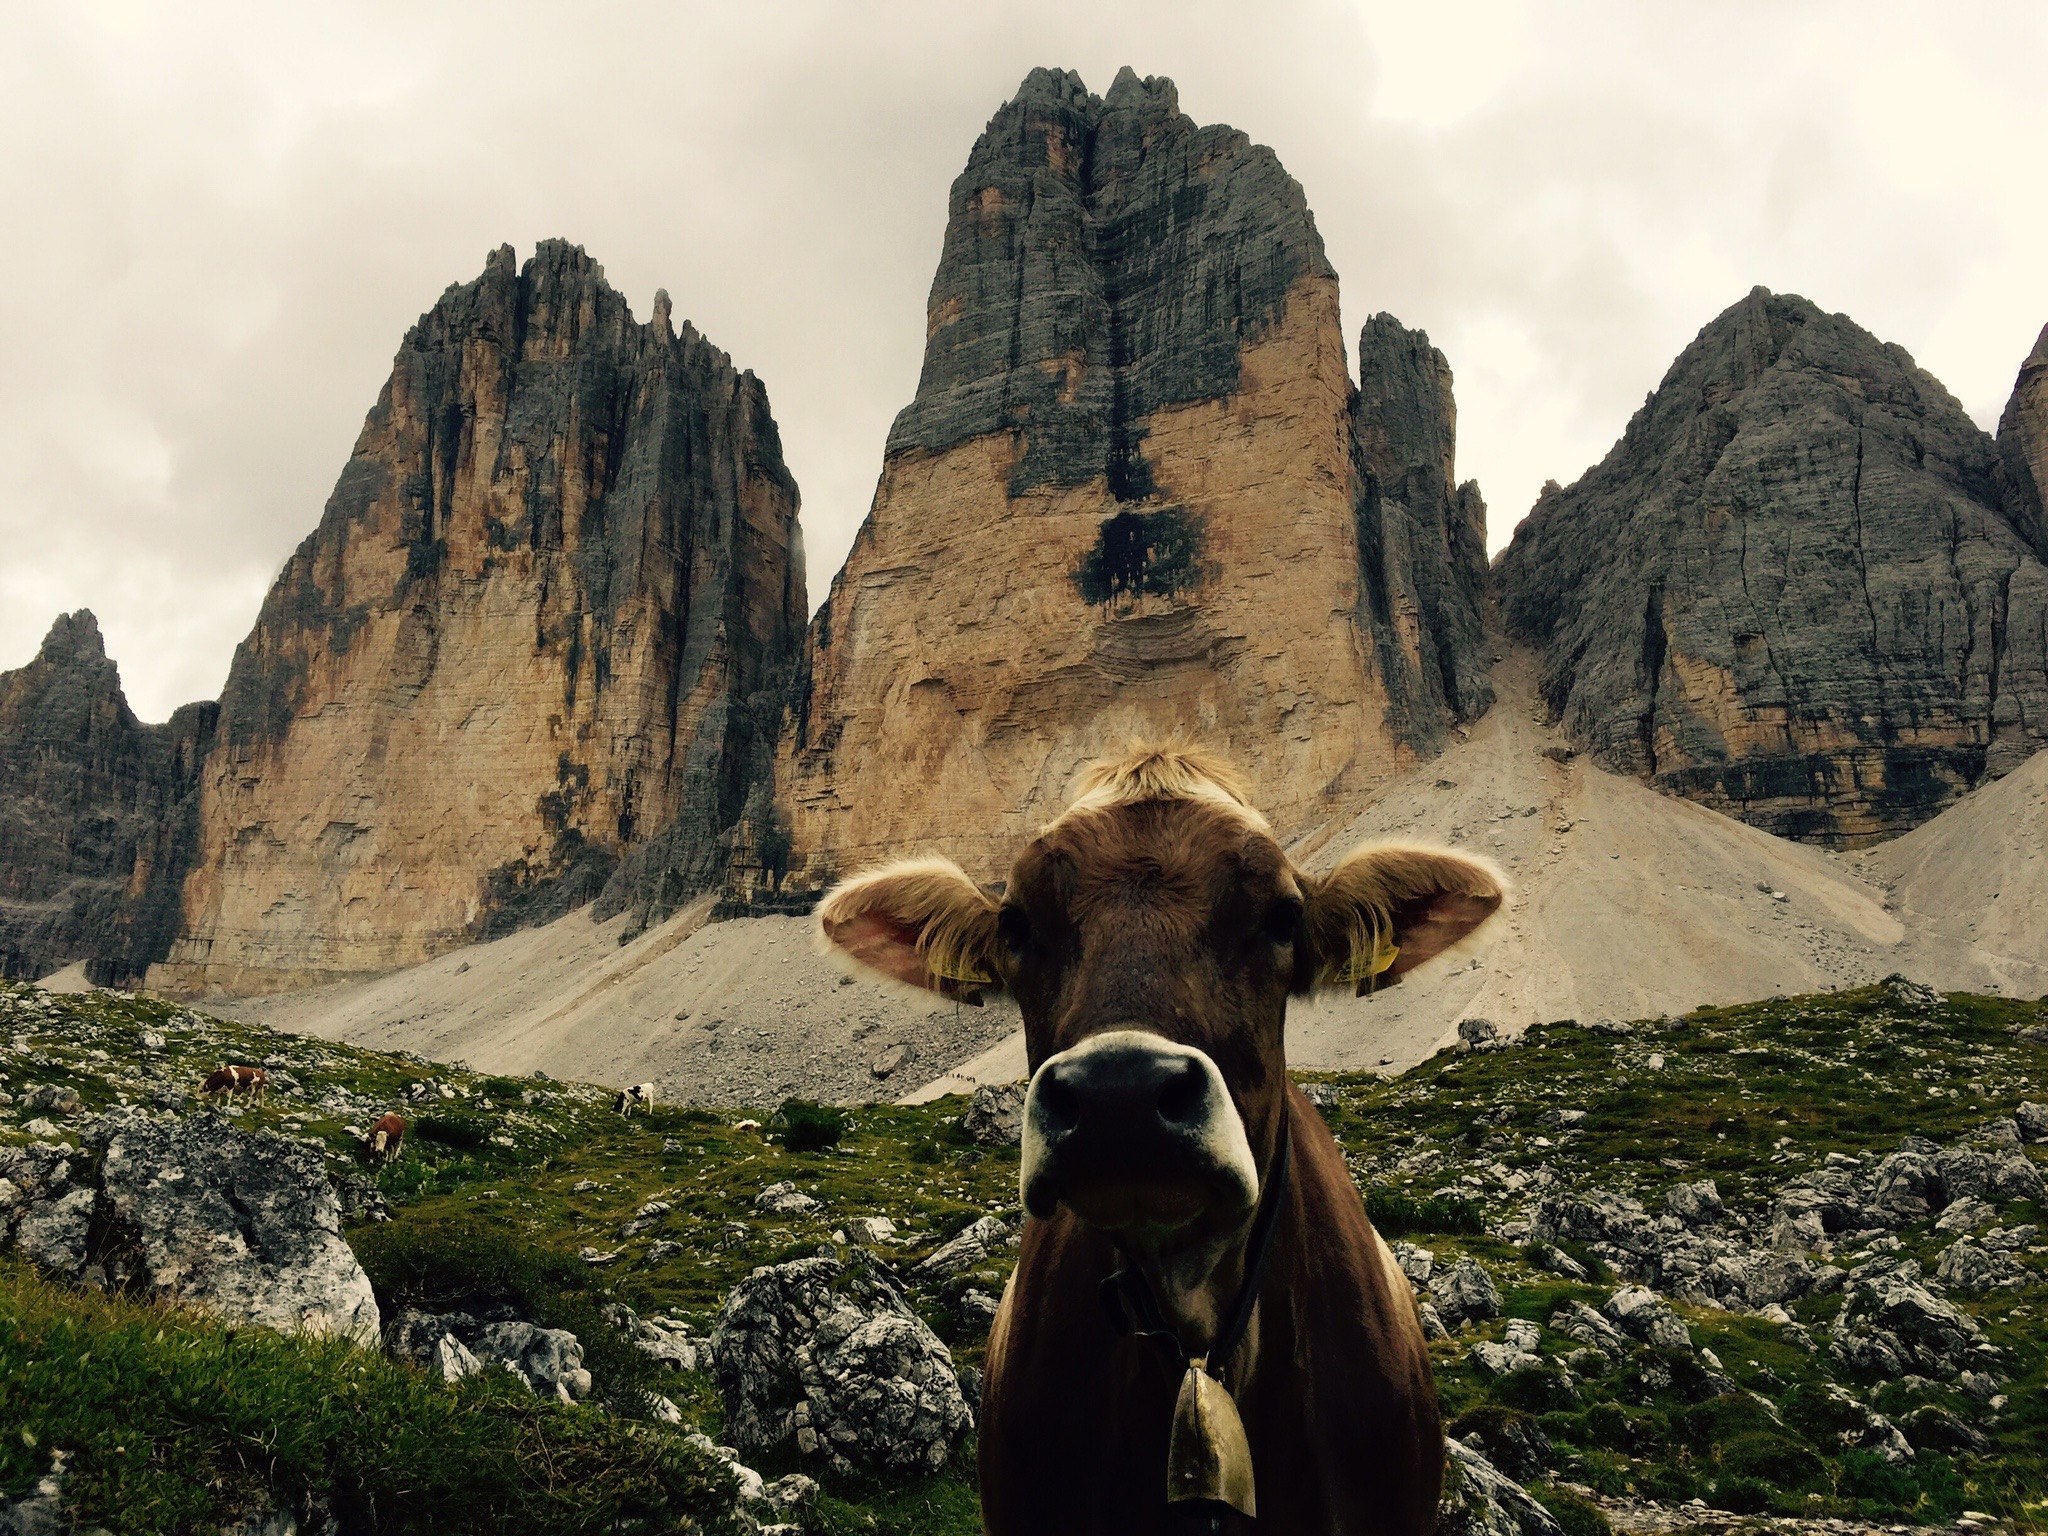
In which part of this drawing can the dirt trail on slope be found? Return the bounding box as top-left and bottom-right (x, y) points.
(175, 649), (2044, 1106)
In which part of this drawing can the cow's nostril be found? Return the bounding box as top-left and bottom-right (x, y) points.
(1156, 1058), (1208, 1127)
(1037, 1071), (1081, 1135)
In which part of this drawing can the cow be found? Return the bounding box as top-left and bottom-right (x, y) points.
(615, 1082), (656, 1117)
(366, 1112), (406, 1165)
(815, 745), (1505, 1536)
(201, 1064), (266, 1105)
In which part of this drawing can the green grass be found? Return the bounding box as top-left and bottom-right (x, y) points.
(1319, 984), (2048, 1532)
(0, 1258), (745, 1535)
(3, 978), (2045, 1533)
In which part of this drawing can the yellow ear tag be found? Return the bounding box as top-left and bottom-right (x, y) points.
(1336, 930), (1400, 996)
(926, 956), (994, 986)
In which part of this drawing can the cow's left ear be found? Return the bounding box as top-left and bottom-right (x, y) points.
(1298, 843), (1505, 995)
(815, 857), (1004, 1003)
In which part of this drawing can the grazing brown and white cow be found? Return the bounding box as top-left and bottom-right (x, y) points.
(366, 1112), (406, 1164)
(816, 747), (1504, 1536)
(615, 1082), (656, 1116)
(202, 1064), (266, 1104)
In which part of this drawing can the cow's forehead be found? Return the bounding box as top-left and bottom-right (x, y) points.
(1009, 798), (1295, 906)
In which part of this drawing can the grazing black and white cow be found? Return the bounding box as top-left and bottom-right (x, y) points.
(615, 1082), (656, 1116)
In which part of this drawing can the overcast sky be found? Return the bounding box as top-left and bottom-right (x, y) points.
(4, 1), (2044, 720)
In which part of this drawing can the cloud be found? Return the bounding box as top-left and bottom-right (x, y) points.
(2, 0), (2042, 718)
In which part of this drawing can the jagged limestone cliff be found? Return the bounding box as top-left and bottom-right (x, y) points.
(1496, 288), (2048, 845)
(1995, 321), (2048, 566)
(768, 68), (1489, 892)
(0, 612), (216, 986)
(153, 242), (804, 994)
(1353, 313), (1496, 734)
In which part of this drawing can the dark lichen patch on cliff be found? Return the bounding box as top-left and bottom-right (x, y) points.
(476, 833), (616, 942)
(1659, 745), (1991, 848)
(1072, 506), (1208, 606)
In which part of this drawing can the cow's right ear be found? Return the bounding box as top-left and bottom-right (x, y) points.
(1298, 842), (1505, 996)
(815, 857), (1004, 1003)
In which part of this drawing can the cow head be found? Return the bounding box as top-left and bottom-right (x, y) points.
(816, 746), (1503, 1345)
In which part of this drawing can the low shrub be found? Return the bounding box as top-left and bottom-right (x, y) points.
(1781, 1383), (1870, 1440)
(1495, 1368), (1582, 1416)
(1363, 1187), (1484, 1237)
(774, 1098), (847, 1154)
(1531, 1484), (1612, 1536)
(1710, 1475), (1773, 1515)
(1713, 1429), (1822, 1489)
(351, 1217), (584, 1313)
(1838, 1448), (1965, 1524)
(414, 1111), (492, 1150)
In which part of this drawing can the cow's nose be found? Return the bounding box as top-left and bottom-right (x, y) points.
(1020, 1030), (1257, 1226)
(1033, 1046), (1209, 1139)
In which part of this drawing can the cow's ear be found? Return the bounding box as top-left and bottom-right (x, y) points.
(1299, 844), (1505, 995)
(815, 857), (1004, 1003)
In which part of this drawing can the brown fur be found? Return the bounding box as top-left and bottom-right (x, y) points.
(981, 1088), (1441, 1535)
(366, 1112), (406, 1164)
(818, 747), (1504, 1535)
(202, 1065), (266, 1101)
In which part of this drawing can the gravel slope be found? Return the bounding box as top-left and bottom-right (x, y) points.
(160, 652), (2045, 1107)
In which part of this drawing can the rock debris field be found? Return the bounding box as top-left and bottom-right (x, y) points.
(1, 975), (2045, 1535)
(171, 649), (2048, 1115)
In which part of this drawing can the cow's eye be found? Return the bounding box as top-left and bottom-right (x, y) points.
(997, 905), (1032, 956)
(1264, 897), (1303, 946)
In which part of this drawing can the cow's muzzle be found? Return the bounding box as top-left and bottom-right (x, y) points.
(1020, 1030), (1258, 1232)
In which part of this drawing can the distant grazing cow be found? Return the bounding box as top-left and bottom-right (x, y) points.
(202, 1065), (266, 1104)
(817, 745), (1505, 1535)
(615, 1082), (656, 1117)
(366, 1112), (406, 1164)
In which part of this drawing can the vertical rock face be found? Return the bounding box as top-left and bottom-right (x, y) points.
(154, 242), (804, 994)
(1994, 322), (2048, 566)
(1353, 313), (1497, 735)
(1496, 288), (2048, 845)
(0, 612), (216, 986)
(769, 68), (1486, 891)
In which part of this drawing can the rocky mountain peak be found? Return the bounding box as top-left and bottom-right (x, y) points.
(1102, 64), (1178, 116)
(767, 69), (1489, 894)
(1496, 288), (2048, 844)
(1, 617), (216, 985)
(34, 610), (109, 669)
(152, 242), (805, 994)
(1352, 315), (1495, 729)
(1995, 320), (2048, 566)
(888, 67), (1332, 496)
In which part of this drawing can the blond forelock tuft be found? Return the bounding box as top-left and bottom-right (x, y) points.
(1050, 741), (1270, 834)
